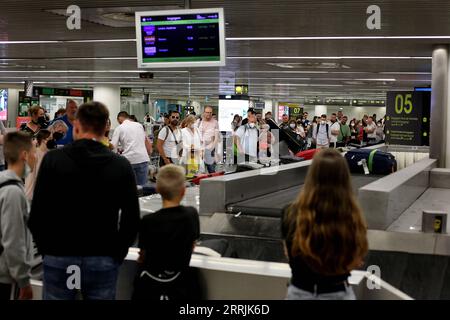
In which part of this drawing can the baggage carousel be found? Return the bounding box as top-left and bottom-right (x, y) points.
(226, 174), (382, 217)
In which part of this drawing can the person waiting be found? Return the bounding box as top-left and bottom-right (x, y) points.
(180, 115), (203, 178)
(231, 114), (241, 131)
(24, 129), (51, 201)
(51, 99), (78, 146)
(234, 109), (259, 164)
(112, 111), (151, 186)
(197, 106), (219, 173)
(54, 108), (66, 120)
(258, 122), (275, 160)
(312, 114), (331, 149)
(329, 113), (340, 148)
(20, 105), (47, 135)
(279, 114), (290, 130)
(28, 102), (140, 300)
(133, 164), (200, 300)
(0, 120), (6, 171)
(0, 132), (36, 300)
(337, 116), (351, 147)
(282, 148), (368, 300)
(157, 110), (182, 167)
(46, 120), (68, 149)
(365, 116), (378, 144)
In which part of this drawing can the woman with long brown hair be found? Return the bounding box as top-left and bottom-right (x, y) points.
(282, 148), (368, 300)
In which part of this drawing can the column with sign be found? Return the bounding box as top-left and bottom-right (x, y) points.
(385, 91), (430, 146)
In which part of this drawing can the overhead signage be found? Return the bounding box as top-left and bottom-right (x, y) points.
(305, 98), (323, 105)
(120, 88), (133, 97)
(34, 87), (93, 99)
(385, 91), (430, 146)
(352, 99), (385, 106)
(324, 98), (350, 106)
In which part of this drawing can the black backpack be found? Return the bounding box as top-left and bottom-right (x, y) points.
(316, 123), (330, 139)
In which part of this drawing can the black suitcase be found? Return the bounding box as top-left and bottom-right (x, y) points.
(345, 149), (397, 175)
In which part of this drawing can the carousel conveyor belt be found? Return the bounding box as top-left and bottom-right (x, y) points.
(227, 174), (383, 217)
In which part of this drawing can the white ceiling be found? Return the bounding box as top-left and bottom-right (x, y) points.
(0, 0), (446, 100)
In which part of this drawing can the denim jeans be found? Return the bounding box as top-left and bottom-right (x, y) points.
(43, 256), (120, 300)
(131, 161), (149, 186)
(286, 283), (356, 300)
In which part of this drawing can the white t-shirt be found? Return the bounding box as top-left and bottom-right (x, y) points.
(235, 124), (259, 157)
(197, 118), (219, 149)
(157, 126), (182, 159)
(366, 122), (378, 139)
(330, 121), (341, 143)
(111, 119), (150, 165)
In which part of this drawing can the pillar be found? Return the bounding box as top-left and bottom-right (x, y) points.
(430, 46), (449, 167)
(93, 85), (121, 129)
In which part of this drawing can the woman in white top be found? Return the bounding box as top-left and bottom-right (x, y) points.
(180, 115), (203, 177)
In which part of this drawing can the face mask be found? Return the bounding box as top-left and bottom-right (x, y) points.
(23, 162), (31, 179)
(321, 120), (326, 125)
(53, 132), (64, 141)
(38, 116), (47, 126)
(249, 123), (255, 128)
(190, 124), (195, 129)
(290, 123), (296, 129)
(46, 139), (57, 150)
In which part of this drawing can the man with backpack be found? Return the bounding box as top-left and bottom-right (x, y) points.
(313, 114), (331, 149)
(234, 110), (259, 163)
(0, 132), (36, 300)
(157, 110), (182, 167)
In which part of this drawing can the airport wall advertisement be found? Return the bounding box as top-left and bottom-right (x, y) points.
(385, 91), (430, 146)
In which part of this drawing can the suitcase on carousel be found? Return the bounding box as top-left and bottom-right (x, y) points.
(345, 149), (397, 175)
(295, 149), (320, 160)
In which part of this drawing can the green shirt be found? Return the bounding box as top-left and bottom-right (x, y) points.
(337, 124), (351, 142)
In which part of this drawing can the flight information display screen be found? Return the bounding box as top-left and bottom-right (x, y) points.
(135, 8), (226, 68)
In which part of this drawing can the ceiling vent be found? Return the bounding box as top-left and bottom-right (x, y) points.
(46, 5), (184, 27)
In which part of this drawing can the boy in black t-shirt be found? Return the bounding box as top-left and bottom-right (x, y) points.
(133, 164), (200, 300)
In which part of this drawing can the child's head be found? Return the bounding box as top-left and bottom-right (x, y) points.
(156, 164), (186, 202)
(4, 131), (36, 177)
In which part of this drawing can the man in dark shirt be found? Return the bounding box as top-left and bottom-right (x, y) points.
(133, 164), (200, 300)
(28, 101), (140, 300)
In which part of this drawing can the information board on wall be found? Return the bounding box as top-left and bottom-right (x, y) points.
(279, 102), (303, 120)
(385, 91), (430, 146)
(135, 8), (226, 68)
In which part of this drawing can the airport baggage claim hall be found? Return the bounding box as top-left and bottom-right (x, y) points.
(2, 0), (450, 305)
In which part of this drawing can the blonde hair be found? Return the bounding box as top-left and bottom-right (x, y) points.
(156, 164), (186, 200)
(181, 115), (196, 129)
(29, 105), (43, 117)
(285, 148), (368, 275)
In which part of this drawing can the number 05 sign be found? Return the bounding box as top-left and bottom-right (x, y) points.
(385, 91), (430, 146)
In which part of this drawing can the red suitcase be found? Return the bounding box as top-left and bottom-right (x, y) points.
(295, 149), (320, 160)
(191, 171), (225, 185)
